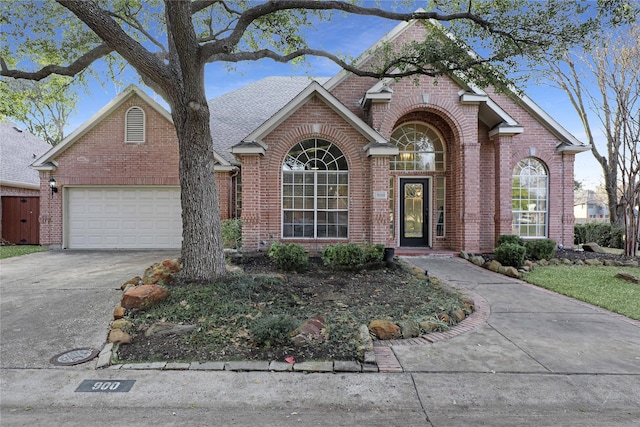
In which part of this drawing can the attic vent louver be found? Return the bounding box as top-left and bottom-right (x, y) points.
(125, 106), (145, 143)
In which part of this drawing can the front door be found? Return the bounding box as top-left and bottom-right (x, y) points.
(400, 179), (429, 247)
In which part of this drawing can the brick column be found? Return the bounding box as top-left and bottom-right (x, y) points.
(214, 171), (230, 221)
(239, 155), (261, 251)
(369, 156), (392, 246)
(461, 143), (481, 252)
(494, 135), (514, 244)
(561, 153), (576, 248)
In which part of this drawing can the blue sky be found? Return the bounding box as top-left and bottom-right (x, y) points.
(66, 10), (604, 189)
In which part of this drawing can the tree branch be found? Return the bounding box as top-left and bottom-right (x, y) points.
(209, 47), (492, 79)
(0, 43), (113, 80)
(200, 0), (521, 60)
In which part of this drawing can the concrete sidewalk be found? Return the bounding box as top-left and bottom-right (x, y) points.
(1, 252), (639, 426)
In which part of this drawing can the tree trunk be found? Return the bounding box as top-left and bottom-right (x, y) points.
(171, 100), (226, 281)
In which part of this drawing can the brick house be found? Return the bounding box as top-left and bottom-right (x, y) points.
(1, 121), (50, 244)
(33, 20), (588, 252)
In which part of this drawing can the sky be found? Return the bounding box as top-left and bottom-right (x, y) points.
(47, 7), (606, 190)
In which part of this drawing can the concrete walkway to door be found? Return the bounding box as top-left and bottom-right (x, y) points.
(394, 256), (640, 424)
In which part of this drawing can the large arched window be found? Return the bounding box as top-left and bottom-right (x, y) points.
(512, 157), (548, 238)
(390, 123), (445, 171)
(282, 139), (348, 238)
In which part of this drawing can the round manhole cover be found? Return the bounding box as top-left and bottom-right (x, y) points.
(50, 348), (99, 366)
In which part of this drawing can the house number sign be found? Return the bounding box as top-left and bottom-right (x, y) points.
(75, 379), (136, 393)
(373, 191), (388, 200)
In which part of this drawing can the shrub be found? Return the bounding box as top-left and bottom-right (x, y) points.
(494, 242), (526, 267)
(221, 219), (243, 249)
(249, 315), (298, 348)
(574, 223), (624, 249)
(525, 239), (556, 260)
(362, 243), (385, 264)
(497, 234), (525, 247)
(322, 243), (364, 269)
(267, 242), (309, 272)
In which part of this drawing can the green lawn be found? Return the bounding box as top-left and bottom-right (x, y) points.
(523, 265), (640, 320)
(0, 245), (48, 259)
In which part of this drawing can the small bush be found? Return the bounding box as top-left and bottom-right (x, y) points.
(497, 234), (525, 247)
(525, 239), (556, 260)
(249, 315), (298, 348)
(494, 242), (526, 267)
(362, 243), (385, 264)
(322, 243), (364, 269)
(267, 242), (308, 272)
(221, 219), (243, 249)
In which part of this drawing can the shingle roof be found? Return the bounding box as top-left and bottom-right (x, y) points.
(208, 76), (329, 163)
(0, 121), (50, 187)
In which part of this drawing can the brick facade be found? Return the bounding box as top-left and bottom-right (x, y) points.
(36, 21), (580, 252)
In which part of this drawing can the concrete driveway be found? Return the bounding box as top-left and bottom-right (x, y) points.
(0, 250), (179, 369)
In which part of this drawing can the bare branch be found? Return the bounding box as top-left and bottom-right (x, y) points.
(0, 43), (112, 80)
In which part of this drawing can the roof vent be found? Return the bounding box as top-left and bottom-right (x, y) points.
(125, 106), (145, 143)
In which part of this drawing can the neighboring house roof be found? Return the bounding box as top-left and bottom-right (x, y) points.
(209, 76), (328, 164)
(32, 85), (231, 171)
(0, 121), (50, 189)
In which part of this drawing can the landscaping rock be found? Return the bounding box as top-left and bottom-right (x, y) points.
(524, 260), (535, 270)
(398, 320), (421, 338)
(145, 322), (197, 337)
(603, 259), (617, 266)
(368, 319), (401, 340)
(357, 324), (373, 353)
(121, 284), (170, 310)
(561, 258), (573, 265)
(142, 259), (180, 285)
(108, 328), (131, 344)
(111, 319), (132, 332)
(502, 266), (521, 278)
(485, 260), (501, 272)
(291, 315), (326, 346)
(583, 242), (606, 253)
(452, 309), (466, 322)
(584, 259), (603, 266)
(548, 258), (561, 266)
(537, 259), (549, 266)
(113, 306), (126, 319)
(459, 250), (469, 260)
(437, 313), (450, 323)
(120, 276), (142, 290)
(624, 260), (639, 267)
(615, 272), (640, 284)
(419, 320), (441, 332)
(470, 255), (485, 266)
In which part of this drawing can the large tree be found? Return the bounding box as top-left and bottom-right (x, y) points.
(542, 21), (640, 255)
(0, 1), (627, 280)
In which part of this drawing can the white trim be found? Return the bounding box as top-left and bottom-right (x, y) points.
(241, 81), (388, 146)
(231, 143), (266, 156)
(213, 164), (238, 172)
(365, 144), (400, 157)
(488, 125), (524, 138)
(0, 180), (40, 190)
(124, 106), (146, 143)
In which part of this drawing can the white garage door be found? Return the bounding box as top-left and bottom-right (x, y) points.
(66, 187), (182, 249)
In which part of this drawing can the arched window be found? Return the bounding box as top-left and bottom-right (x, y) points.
(512, 157), (548, 238)
(390, 123), (445, 171)
(125, 106), (145, 143)
(282, 139), (348, 238)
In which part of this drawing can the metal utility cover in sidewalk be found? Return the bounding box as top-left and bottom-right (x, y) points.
(50, 348), (99, 366)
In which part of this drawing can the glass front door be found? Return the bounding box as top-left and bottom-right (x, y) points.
(400, 179), (429, 247)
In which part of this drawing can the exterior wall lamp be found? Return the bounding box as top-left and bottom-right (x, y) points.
(49, 178), (58, 196)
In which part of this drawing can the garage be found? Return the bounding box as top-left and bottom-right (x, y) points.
(66, 187), (182, 249)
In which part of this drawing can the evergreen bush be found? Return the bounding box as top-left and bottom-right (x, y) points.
(249, 315), (298, 348)
(494, 242), (526, 267)
(267, 242), (309, 272)
(497, 234), (525, 247)
(525, 239), (556, 260)
(221, 218), (243, 249)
